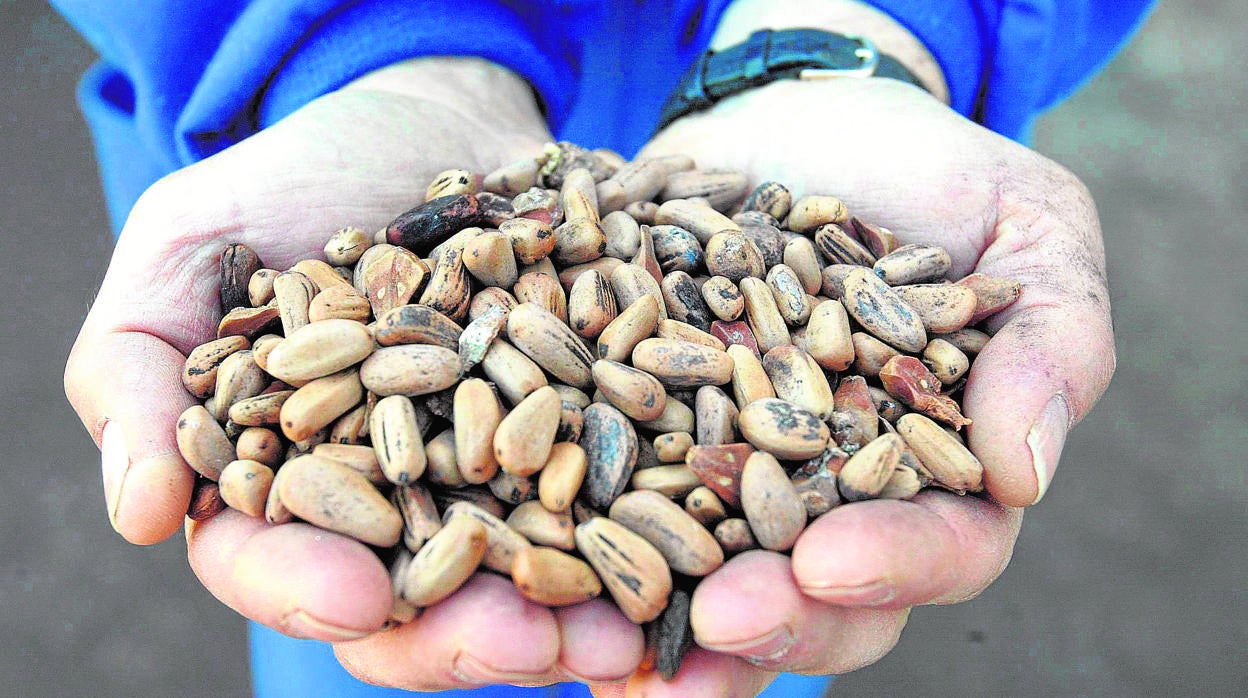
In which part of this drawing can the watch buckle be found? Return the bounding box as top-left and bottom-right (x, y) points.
(798, 33), (879, 80)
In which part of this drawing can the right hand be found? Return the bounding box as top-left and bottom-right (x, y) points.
(64, 58), (647, 690)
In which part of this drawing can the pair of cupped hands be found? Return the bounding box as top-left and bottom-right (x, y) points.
(64, 58), (1114, 696)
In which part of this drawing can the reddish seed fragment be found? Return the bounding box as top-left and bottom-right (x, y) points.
(709, 320), (760, 359)
(879, 356), (972, 429)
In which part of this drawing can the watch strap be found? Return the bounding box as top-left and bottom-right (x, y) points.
(658, 28), (927, 132)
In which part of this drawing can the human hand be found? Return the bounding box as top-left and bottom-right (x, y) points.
(605, 73), (1114, 695)
(63, 57), (647, 690)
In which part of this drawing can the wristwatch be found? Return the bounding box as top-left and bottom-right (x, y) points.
(656, 28), (928, 132)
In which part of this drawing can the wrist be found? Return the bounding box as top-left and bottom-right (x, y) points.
(340, 57), (552, 163)
(711, 0), (948, 104)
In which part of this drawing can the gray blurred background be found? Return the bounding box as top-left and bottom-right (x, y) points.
(1, 0), (1243, 695)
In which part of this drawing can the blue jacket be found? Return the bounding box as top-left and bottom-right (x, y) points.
(53, 0), (1153, 233)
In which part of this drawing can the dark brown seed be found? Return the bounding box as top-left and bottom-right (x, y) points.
(387, 194), (483, 255)
(188, 478), (227, 521)
(220, 243), (263, 313)
(656, 587), (693, 681)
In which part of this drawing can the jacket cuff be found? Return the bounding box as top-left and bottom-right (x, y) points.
(175, 0), (574, 162)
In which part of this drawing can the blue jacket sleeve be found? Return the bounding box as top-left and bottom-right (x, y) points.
(50, 0), (580, 232)
(867, 0), (1156, 141)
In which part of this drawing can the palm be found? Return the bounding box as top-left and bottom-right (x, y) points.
(66, 70), (650, 690)
(616, 78), (1113, 693)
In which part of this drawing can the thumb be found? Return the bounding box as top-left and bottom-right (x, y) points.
(963, 170), (1116, 506)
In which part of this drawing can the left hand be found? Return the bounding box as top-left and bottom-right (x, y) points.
(594, 74), (1112, 695)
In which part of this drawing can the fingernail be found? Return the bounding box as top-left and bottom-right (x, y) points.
(281, 609), (373, 642)
(453, 653), (550, 686)
(800, 579), (897, 607)
(699, 625), (794, 665)
(1027, 394), (1070, 505)
(100, 421), (129, 530)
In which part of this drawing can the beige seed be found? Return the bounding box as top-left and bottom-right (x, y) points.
(182, 336), (250, 398)
(609, 489), (724, 576)
(323, 226), (373, 266)
(513, 271), (568, 323)
(738, 398), (831, 460)
(597, 294), (660, 362)
(838, 433), (904, 501)
(740, 451), (807, 552)
(442, 501), (533, 574)
(369, 395), (427, 484)
(359, 345), (460, 397)
(739, 277), (791, 354)
(592, 360), (667, 421)
(278, 455), (402, 547)
(424, 428), (467, 488)
(308, 285), (371, 324)
(632, 338), (734, 387)
(684, 486), (727, 528)
(700, 275), (744, 322)
(576, 517), (672, 624)
(480, 339), (548, 406)
(713, 518), (758, 554)
(634, 397), (696, 433)
(355, 244), (428, 319)
(896, 413), (984, 493)
(610, 262), (668, 322)
(402, 516), (486, 606)
(655, 319), (724, 351)
(494, 386), (562, 476)
(694, 385), (738, 446)
(783, 237), (824, 296)
(236, 427), (282, 468)
(766, 264), (811, 326)
(704, 231), (765, 282)
(602, 210), (642, 259)
(217, 459), (274, 518)
(507, 500), (576, 550)
(805, 300), (855, 371)
(248, 268), (279, 307)
(512, 546), (603, 607)
(265, 319), (373, 384)
(211, 350), (269, 420)
(654, 432), (694, 463)
(655, 199), (740, 245)
(489, 469), (539, 505)
(630, 464), (703, 499)
(454, 379), (503, 484)
(175, 405), (235, 481)
(893, 283), (979, 334)
(923, 338), (970, 385)
(727, 344), (775, 409)
(873, 244), (952, 285)
(786, 195), (848, 233)
(279, 369), (363, 442)
(841, 268), (927, 352)
(567, 269), (618, 339)
(312, 443), (387, 486)
(507, 303), (595, 389)
(538, 442), (588, 513)
(462, 229), (519, 289)
(762, 346), (835, 421)
(851, 332), (901, 377)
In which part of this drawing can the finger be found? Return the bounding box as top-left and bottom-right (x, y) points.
(554, 599), (645, 684)
(65, 327), (198, 545)
(688, 551), (908, 677)
(186, 512), (392, 641)
(791, 492), (1022, 608)
(597, 648), (776, 698)
(333, 573), (562, 691)
(966, 179), (1116, 506)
